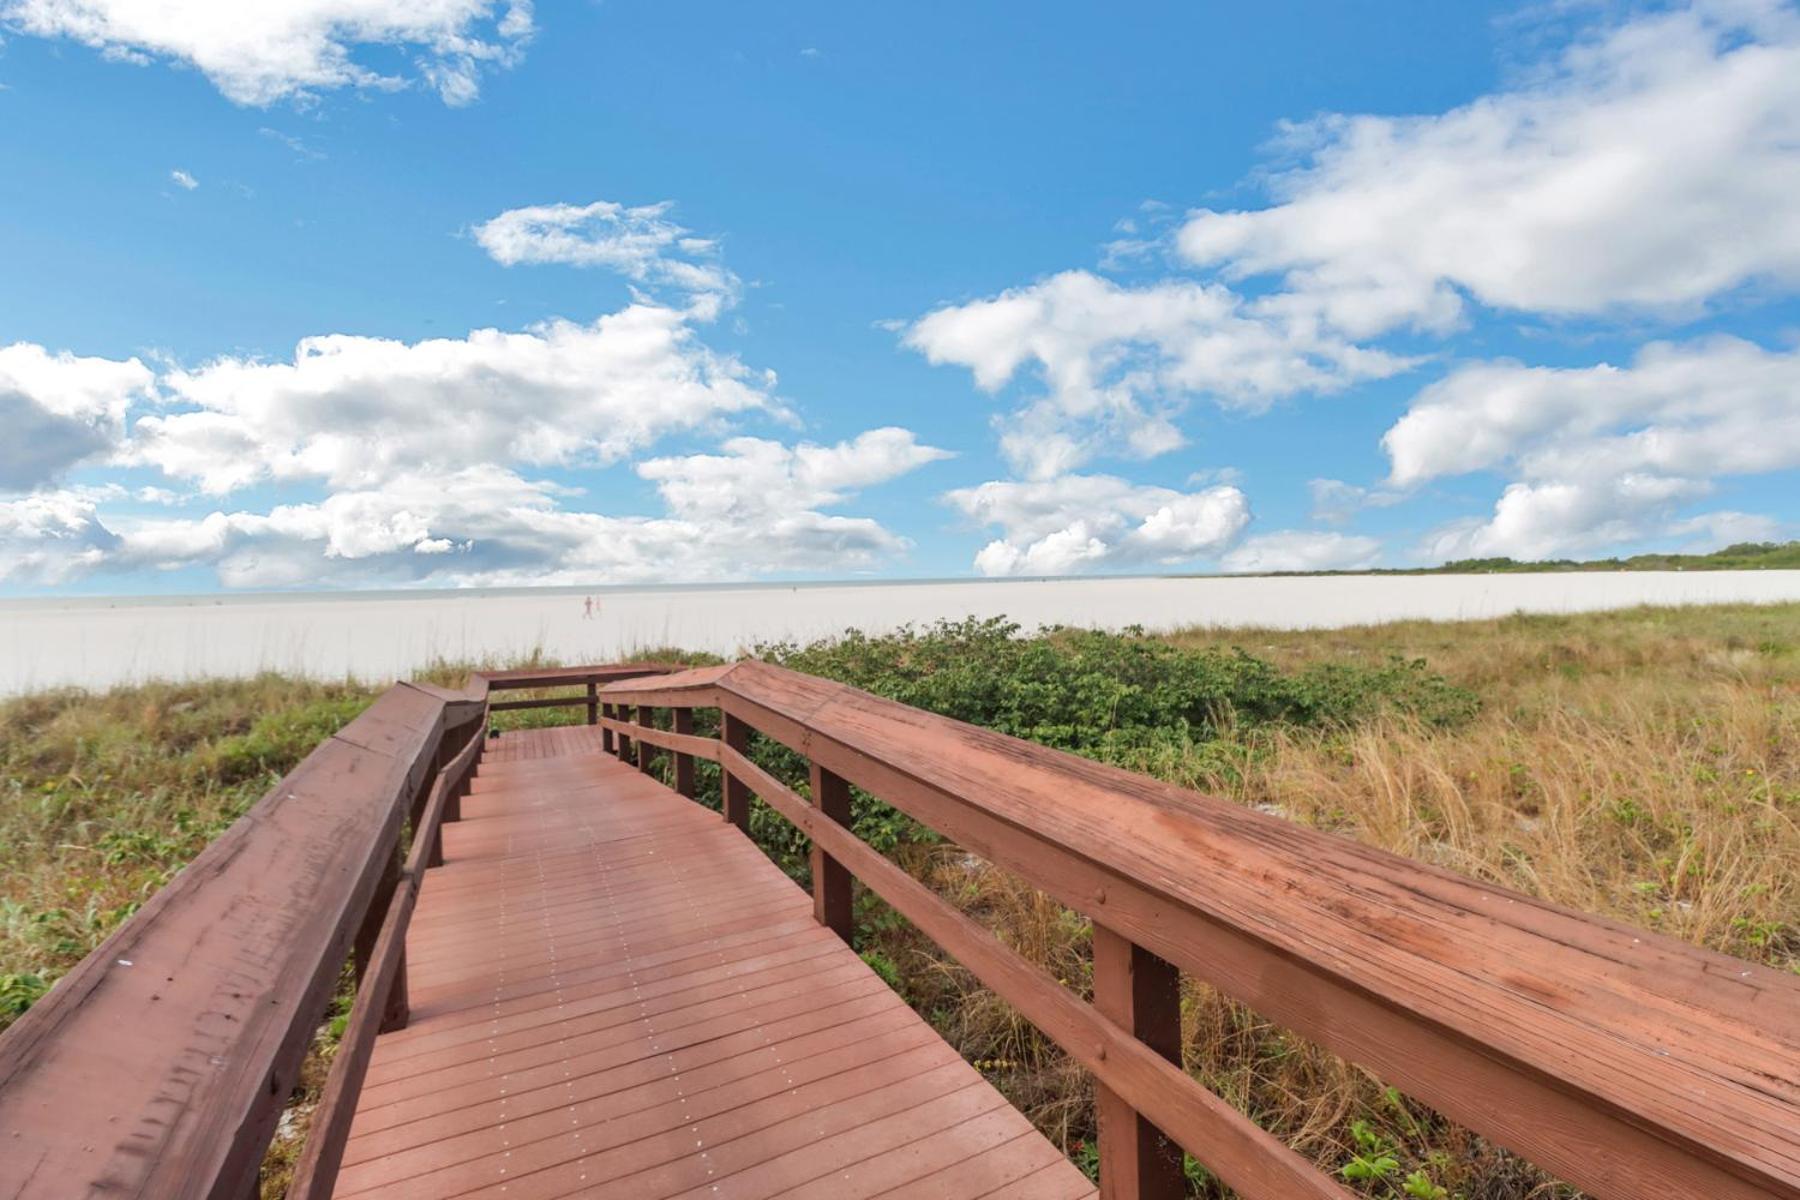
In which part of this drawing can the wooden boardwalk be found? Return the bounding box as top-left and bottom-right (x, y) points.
(332, 726), (1096, 1200)
(11, 663), (1793, 1200)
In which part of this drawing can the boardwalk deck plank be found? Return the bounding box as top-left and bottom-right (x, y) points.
(335, 726), (1094, 1200)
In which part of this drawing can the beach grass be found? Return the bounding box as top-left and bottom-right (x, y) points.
(2, 603), (1795, 1197)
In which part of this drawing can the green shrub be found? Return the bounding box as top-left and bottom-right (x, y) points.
(733, 618), (1476, 878)
(758, 618), (1477, 751)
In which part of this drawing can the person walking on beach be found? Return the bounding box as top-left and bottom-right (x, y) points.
(583, 595), (594, 620)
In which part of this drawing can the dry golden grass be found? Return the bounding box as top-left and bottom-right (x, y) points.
(867, 605), (1799, 1197)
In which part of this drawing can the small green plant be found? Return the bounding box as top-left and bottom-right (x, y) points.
(1071, 1138), (1099, 1182)
(1402, 1170), (1450, 1199)
(1340, 1119), (1400, 1184)
(0, 972), (49, 1017)
(1183, 1153), (1215, 1189)
(859, 948), (903, 990)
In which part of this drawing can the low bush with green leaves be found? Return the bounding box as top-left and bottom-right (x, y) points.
(729, 617), (1478, 880)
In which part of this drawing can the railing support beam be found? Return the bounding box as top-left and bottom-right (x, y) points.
(1094, 924), (1184, 1200)
(637, 705), (657, 776)
(379, 942), (410, 1033)
(586, 681), (598, 726)
(614, 704), (632, 763)
(601, 702), (615, 753)
(721, 712), (752, 834)
(673, 708), (696, 798)
(809, 762), (854, 945)
(353, 849), (402, 994)
(444, 749), (464, 825)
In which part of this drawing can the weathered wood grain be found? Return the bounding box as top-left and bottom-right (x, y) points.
(332, 731), (1094, 1200)
(0, 685), (451, 1200)
(716, 742), (1347, 1200)
(604, 659), (1800, 1200)
(597, 714), (720, 762)
(1094, 924), (1184, 1200)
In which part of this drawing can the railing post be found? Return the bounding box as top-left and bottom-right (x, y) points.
(673, 708), (696, 798)
(353, 850), (399, 988)
(720, 711), (751, 834)
(808, 761), (854, 944)
(445, 726), (468, 825)
(601, 702), (615, 754)
(586, 680), (598, 726)
(1093, 924), (1184, 1200)
(354, 851), (409, 1033)
(614, 704), (632, 763)
(379, 930), (410, 1033)
(636, 705), (657, 776)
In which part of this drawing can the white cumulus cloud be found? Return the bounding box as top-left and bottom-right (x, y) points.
(946, 474), (1250, 576)
(0, 342), (155, 490)
(1220, 530), (1382, 574)
(79, 430), (945, 589)
(128, 304), (777, 493)
(903, 2), (1800, 564)
(1176, 1), (1800, 335)
(0, 491), (120, 584)
(473, 199), (739, 308)
(1391, 336), (1800, 559)
(638, 427), (951, 523)
(1, 0), (535, 106)
(905, 270), (1411, 479)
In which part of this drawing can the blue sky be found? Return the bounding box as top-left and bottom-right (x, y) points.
(2, 0), (1797, 593)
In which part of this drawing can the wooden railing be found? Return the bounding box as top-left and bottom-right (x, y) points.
(600, 660), (1800, 1200)
(479, 662), (675, 724)
(0, 679), (490, 1199)
(3, 656), (1796, 1200)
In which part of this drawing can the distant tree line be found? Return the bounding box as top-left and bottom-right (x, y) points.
(1406, 540), (1800, 575)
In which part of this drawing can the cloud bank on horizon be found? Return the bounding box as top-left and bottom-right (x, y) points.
(2, 0), (1797, 590)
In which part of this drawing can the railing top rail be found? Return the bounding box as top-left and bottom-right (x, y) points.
(0, 680), (476, 1199)
(599, 662), (733, 708)
(476, 663), (678, 690)
(601, 659), (1800, 1198)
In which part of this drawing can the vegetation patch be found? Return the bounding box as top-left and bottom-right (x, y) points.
(3, 605), (1797, 1198)
(1324, 538), (1800, 575)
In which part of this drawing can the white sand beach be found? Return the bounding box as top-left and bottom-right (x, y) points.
(4, 570), (1799, 696)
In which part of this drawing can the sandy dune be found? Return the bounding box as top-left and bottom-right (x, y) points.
(5, 571), (1800, 696)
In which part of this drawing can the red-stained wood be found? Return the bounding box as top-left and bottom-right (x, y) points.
(1094, 924), (1184, 1200)
(636, 704), (657, 776)
(287, 869), (419, 1200)
(720, 710), (752, 834)
(420, 706), (485, 871)
(598, 662), (731, 710)
(716, 742), (1346, 1200)
(730, 663), (1800, 1200)
(287, 705), (489, 1200)
(672, 707), (697, 798)
(332, 732), (1093, 1200)
(474, 663), (676, 690)
(0, 684), (452, 1200)
(18, 648), (1800, 1199)
(602, 659), (1800, 1200)
(611, 702), (633, 763)
(809, 761), (855, 944)
(597, 713), (720, 762)
(487, 694), (592, 712)
(354, 850), (402, 990)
